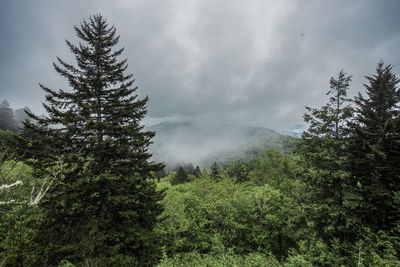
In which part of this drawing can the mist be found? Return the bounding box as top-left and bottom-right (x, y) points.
(147, 121), (290, 167)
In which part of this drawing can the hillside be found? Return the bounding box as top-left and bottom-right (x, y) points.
(147, 121), (297, 167)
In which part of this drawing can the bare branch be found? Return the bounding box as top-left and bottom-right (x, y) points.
(0, 180), (23, 191)
(0, 155), (65, 207)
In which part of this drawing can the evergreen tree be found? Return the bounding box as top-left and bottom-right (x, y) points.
(348, 61), (400, 233)
(210, 161), (220, 180)
(184, 163), (196, 176)
(227, 161), (249, 183)
(22, 14), (164, 265)
(14, 106), (31, 131)
(171, 167), (189, 185)
(194, 166), (201, 177)
(0, 100), (17, 133)
(297, 70), (354, 243)
(25, 15), (162, 177)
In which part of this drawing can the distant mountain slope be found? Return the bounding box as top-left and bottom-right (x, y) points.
(147, 121), (297, 167)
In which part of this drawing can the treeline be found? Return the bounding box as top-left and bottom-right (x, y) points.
(294, 65), (400, 265)
(0, 99), (31, 133)
(156, 64), (400, 266)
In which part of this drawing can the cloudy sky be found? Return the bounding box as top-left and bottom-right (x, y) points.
(1, 0), (399, 130)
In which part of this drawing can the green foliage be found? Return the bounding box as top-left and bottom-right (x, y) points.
(227, 161), (249, 183)
(348, 62), (400, 232)
(194, 165), (201, 177)
(22, 14), (163, 177)
(0, 153), (44, 266)
(293, 63), (400, 265)
(0, 150), (39, 207)
(171, 167), (189, 185)
(248, 148), (299, 187)
(2, 33), (400, 267)
(157, 252), (281, 267)
(0, 130), (16, 147)
(16, 14), (165, 266)
(0, 205), (40, 266)
(57, 260), (76, 267)
(296, 70), (358, 250)
(210, 161), (221, 180)
(156, 166), (304, 261)
(33, 172), (164, 266)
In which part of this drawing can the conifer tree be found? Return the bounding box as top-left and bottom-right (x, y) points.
(210, 161), (221, 180)
(348, 62), (400, 232)
(22, 14), (164, 265)
(25, 15), (162, 177)
(194, 165), (201, 177)
(0, 100), (17, 133)
(171, 167), (189, 185)
(298, 70), (354, 243)
(14, 106), (31, 131)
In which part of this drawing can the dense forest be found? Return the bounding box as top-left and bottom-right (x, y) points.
(0, 14), (399, 266)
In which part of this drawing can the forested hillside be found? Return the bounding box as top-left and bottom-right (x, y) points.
(0, 13), (399, 267)
(147, 121), (297, 167)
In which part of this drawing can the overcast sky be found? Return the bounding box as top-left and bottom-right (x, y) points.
(1, 0), (399, 130)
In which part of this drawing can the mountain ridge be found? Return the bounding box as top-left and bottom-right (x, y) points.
(147, 121), (297, 167)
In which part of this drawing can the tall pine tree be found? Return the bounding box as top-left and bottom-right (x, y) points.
(348, 61), (400, 233)
(23, 14), (164, 265)
(297, 70), (354, 244)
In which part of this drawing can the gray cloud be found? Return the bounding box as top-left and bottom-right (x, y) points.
(1, 0), (399, 130)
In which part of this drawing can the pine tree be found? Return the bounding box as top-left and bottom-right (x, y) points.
(22, 14), (164, 265)
(194, 165), (201, 177)
(0, 100), (17, 133)
(348, 61), (400, 232)
(25, 15), (162, 177)
(171, 166), (189, 185)
(210, 161), (220, 180)
(14, 106), (31, 131)
(297, 70), (354, 243)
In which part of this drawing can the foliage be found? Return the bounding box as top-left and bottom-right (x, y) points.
(226, 161), (249, 183)
(0, 205), (40, 266)
(170, 167), (189, 185)
(2, 25), (400, 266)
(156, 162), (304, 261)
(293, 64), (400, 265)
(248, 148), (299, 187)
(17, 14), (164, 266)
(210, 161), (221, 180)
(0, 100), (17, 133)
(33, 172), (164, 265)
(57, 260), (76, 267)
(295, 70), (358, 254)
(0, 130), (16, 147)
(157, 252), (281, 267)
(0, 144), (55, 207)
(348, 61), (400, 232)
(0, 152), (44, 266)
